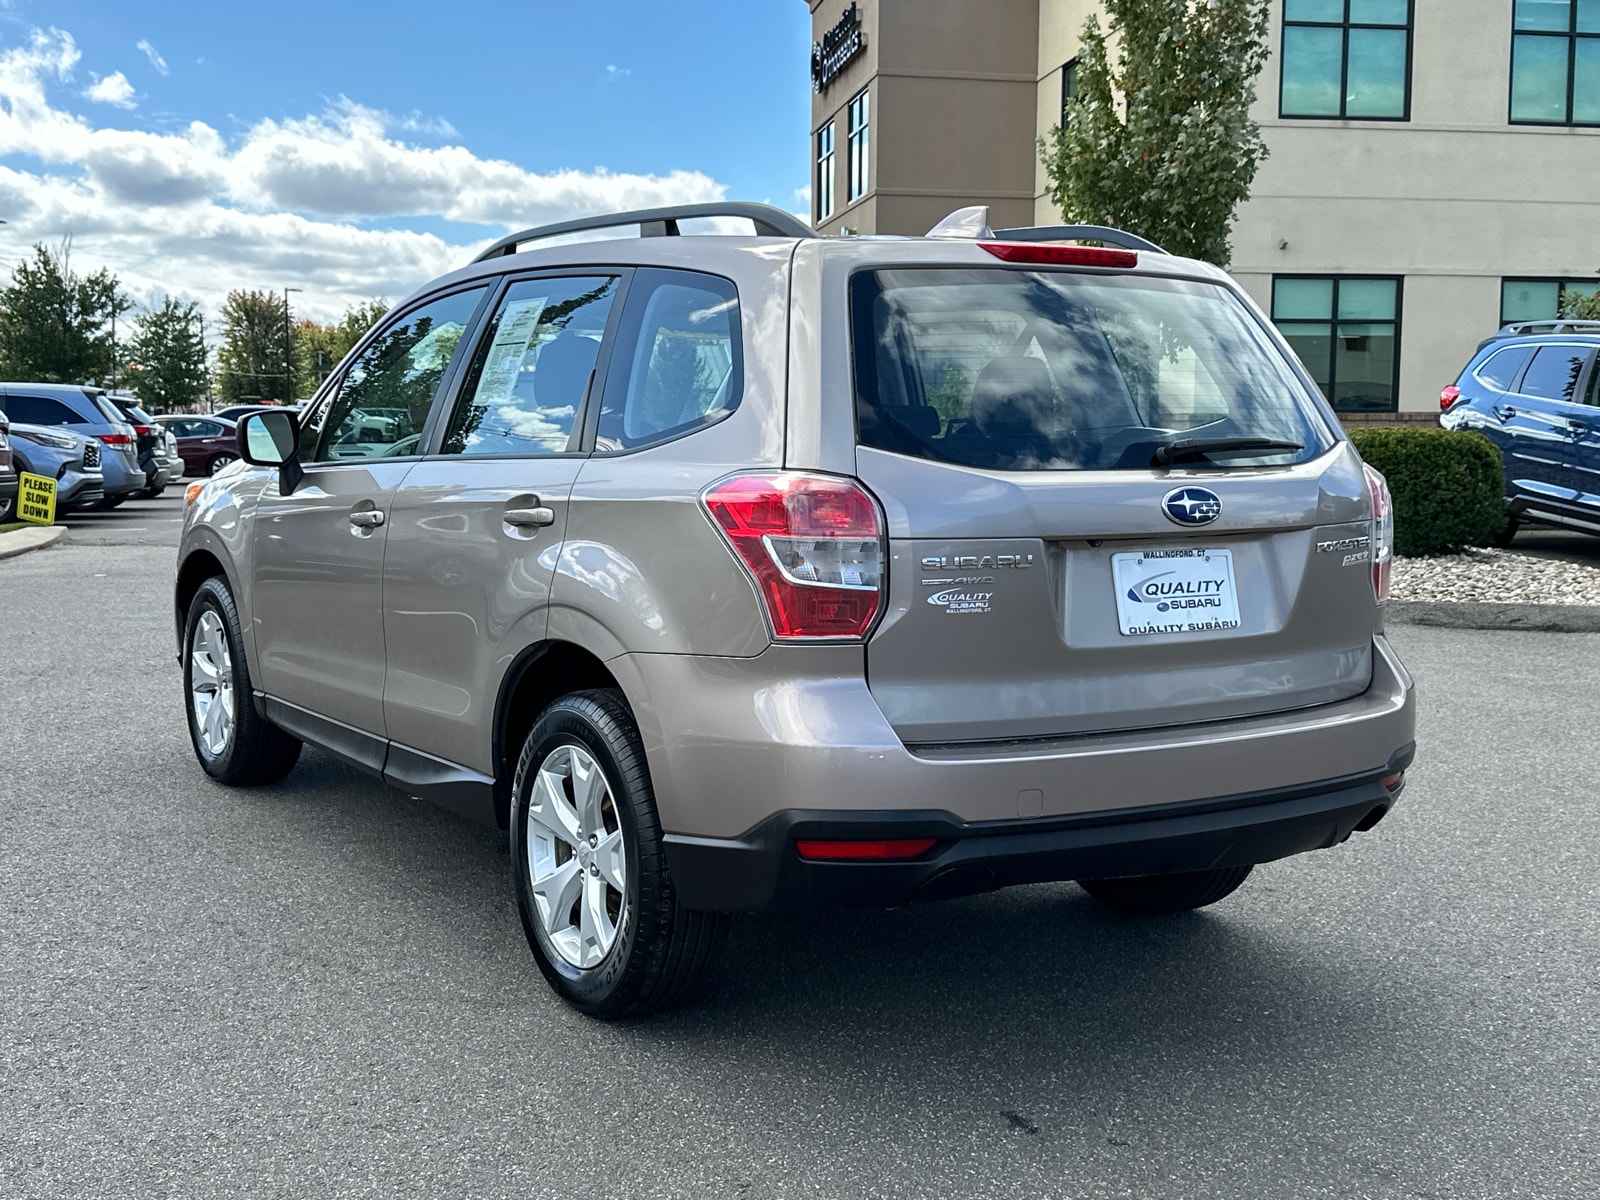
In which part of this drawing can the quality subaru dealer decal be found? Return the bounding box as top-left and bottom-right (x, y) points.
(1111, 548), (1242, 636)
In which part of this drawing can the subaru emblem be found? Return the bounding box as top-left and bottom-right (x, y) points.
(1162, 486), (1222, 526)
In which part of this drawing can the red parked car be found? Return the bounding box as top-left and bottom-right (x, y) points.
(153, 415), (239, 477)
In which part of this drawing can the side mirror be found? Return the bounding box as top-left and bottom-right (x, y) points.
(238, 409), (304, 493)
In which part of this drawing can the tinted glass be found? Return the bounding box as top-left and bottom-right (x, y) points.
(1332, 323), (1398, 410)
(1515, 0), (1573, 29)
(1281, 324), (1334, 393)
(1349, 0), (1408, 21)
(1512, 35), (1572, 121)
(1502, 279), (1562, 322)
(1272, 277), (1334, 319)
(1286, 0), (1343, 19)
(1575, 39), (1600, 122)
(852, 269), (1332, 472)
(311, 288), (486, 462)
(442, 276), (618, 457)
(1519, 345), (1593, 401)
(1582, 0), (1600, 32)
(1345, 28), (1408, 116)
(89, 394), (126, 424)
(1335, 278), (1397, 320)
(597, 270), (741, 451)
(4, 395), (82, 425)
(1475, 347), (1534, 391)
(1282, 25), (1343, 114)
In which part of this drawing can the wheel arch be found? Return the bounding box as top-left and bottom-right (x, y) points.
(491, 640), (632, 829)
(175, 543), (241, 658)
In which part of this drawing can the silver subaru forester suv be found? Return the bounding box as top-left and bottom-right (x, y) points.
(177, 203), (1415, 1017)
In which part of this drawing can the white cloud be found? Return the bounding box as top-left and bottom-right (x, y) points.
(0, 29), (729, 323)
(603, 65), (629, 82)
(136, 37), (167, 75)
(83, 70), (135, 108)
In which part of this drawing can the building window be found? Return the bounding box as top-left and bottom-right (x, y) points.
(1280, 0), (1412, 119)
(1060, 58), (1078, 127)
(847, 88), (870, 202)
(1511, 0), (1600, 125)
(1271, 276), (1402, 412)
(816, 123), (835, 220)
(1502, 276), (1600, 324)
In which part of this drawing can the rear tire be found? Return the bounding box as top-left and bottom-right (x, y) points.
(1077, 865), (1254, 915)
(183, 576), (302, 786)
(510, 689), (728, 1019)
(1494, 518), (1518, 548)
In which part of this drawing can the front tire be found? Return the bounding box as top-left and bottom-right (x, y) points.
(510, 689), (728, 1019)
(184, 576), (301, 786)
(1077, 865), (1254, 915)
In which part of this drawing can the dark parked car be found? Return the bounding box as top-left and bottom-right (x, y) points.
(155, 415), (239, 476)
(108, 397), (183, 498)
(1439, 319), (1600, 543)
(0, 408), (16, 520)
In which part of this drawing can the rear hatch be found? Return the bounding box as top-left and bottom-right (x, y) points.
(850, 262), (1378, 745)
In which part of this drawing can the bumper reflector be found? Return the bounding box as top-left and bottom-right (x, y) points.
(795, 837), (938, 862)
(1381, 773), (1404, 790)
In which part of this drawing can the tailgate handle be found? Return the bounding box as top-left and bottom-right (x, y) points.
(504, 506), (556, 528)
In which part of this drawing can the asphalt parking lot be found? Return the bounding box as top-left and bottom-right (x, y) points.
(2, 510), (1597, 1199)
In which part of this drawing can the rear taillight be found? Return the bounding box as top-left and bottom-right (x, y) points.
(98, 433), (134, 446)
(1440, 386), (1461, 411)
(979, 242), (1138, 268)
(1364, 463), (1393, 603)
(134, 424), (154, 436)
(701, 472), (886, 640)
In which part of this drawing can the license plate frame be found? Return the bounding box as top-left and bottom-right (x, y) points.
(1112, 547), (1242, 637)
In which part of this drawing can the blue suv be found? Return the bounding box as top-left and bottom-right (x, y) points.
(1439, 320), (1600, 543)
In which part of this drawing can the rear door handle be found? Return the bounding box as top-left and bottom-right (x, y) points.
(503, 507), (556, 528)
(1492, 404), (1517, 422)
(349, 510), (385, 528)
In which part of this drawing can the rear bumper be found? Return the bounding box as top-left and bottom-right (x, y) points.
(664, 751), (1411, 911)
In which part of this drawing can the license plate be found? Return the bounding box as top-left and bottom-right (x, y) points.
(1112, 548), (1241, 636)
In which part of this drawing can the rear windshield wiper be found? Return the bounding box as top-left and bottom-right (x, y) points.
(1150, 437), (1304, 467)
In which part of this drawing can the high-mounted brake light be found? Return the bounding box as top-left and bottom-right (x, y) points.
(795, 838), (937, 861)
(1439, 386), (1461, 411)
(1364, 463), (1393, 603)
(701, 471), (886, 640)
(980, 242), (1138, 268)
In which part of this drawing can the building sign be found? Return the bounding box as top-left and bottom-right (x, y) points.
(812, 3), (866, 93)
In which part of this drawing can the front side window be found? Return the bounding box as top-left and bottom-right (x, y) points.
(309, 287), (487, 463)
(596, 270), (741, 452)
(1511, 0), (1600, 124)
(847, 89), (870, 202)
(816, 124), (835, 220)
(441, 275), (618, 457)
(1518, 344), (1595, 401)
(1272, 276), (1401, 412)
(1281, 0), (1412, 119)
(1501, 276), (1600, 323)
(852, 268), (1333, 472)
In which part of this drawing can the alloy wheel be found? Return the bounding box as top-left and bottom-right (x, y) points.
(210, 454), (236, 475)
(189, 610), (236, 757)
(525, 743), (626, 969)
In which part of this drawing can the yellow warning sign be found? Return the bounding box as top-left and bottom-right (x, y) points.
(17, 472), (57, 526)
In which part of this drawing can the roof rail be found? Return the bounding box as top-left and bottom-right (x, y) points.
(1496, 319), (1600, 337)
(993, 224), (1169, 255)
(472, 202), (817, 263)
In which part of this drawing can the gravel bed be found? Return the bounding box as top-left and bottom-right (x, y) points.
(1391, 547), (1600, 605)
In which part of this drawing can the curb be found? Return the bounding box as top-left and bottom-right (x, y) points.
(1388, 600), (1600, 633)
(0, 523), (68, 562)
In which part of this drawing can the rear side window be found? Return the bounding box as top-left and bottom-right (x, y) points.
(91, 395), (127, 424)
(1518, 346), (1594, 404)
(596, 269), (741, 452)
(851, 269), (1333, 472)
(1472, 346), (1533, 392)
(3, 395), (83, 425)
(442, 275), (619, 457)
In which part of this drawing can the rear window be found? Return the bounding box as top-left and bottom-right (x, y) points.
(851, 268), (1334, 472)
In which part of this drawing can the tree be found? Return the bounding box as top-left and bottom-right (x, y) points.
(1038, 0), (1272, 267)
(128, 297), (209, 413)
(1559, 287), (1600, 321)
(294, 298), (390, 391)
(217, 289), (293, 404)
(0, 242), (131, 383)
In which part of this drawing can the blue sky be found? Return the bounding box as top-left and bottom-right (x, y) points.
(0, 0), (815, 319)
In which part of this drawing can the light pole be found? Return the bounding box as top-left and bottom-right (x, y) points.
(282, 286), (302, 404)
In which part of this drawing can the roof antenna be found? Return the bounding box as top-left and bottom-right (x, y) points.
(926, 206), (994, 240)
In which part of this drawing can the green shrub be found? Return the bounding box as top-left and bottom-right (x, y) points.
(1348, 427), (1506, 557)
